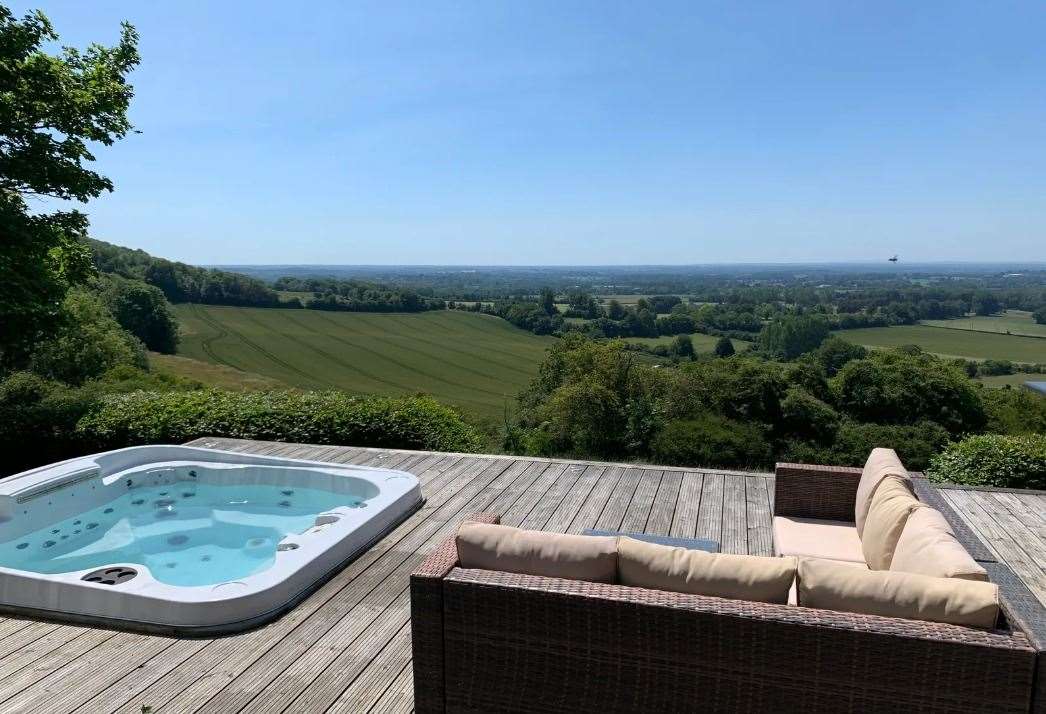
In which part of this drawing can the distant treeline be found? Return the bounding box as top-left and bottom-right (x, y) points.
(91, 239), (283, 307)
(272, 277), (442, 312)
(460, 283), (1046, 345)
(90, 241), (442, 313)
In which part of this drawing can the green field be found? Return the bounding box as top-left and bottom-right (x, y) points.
(837, 325), (1046, 364)
(623, 334), (752, 351)
(149, 352), (289, 391)
(974, 373), (1046, 389)
(174, 305), (556, 417)
(921, 310), (1046, 338)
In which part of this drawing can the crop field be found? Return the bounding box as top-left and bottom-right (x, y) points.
(173, 305), (556, 417)
(837, 325), (1046, 364)
(921, 310), (1046, 338)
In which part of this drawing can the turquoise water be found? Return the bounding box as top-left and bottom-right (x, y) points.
(0, 482), (365, 586)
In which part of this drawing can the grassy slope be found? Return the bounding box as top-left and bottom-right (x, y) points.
(836, 325), (1046, 363)
(921, 310), (1046, 339)
(148, 352), (288, 391)
(174, 305), (555, 417)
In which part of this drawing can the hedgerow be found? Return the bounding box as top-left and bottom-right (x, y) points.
(76, 389), (482, 453)
(926, 433), (1046, 490)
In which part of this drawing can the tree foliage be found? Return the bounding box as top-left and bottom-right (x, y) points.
(0, 8), (139, 369)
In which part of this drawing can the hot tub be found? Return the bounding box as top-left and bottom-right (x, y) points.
(0, 445), (422, 634)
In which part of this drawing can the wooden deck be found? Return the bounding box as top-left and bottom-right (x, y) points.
(939, 484), (1046, 608)
(0, 438), (1038, 713)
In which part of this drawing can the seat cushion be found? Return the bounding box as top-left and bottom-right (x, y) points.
(861, 476), (924, 570)
(618, 537), (796, 604)
(890, 507), (988, 581)
(773, 516), (864, 563)
(798, 557), (1000, 628)
(456, 522), (617, 583)
(855, 448), (910, 537)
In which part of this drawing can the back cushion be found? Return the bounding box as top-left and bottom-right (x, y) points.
(455, 522), (617, 583)
(617, 537), (796, 604)
(891, 507), (988, 581)
(861, 476), (924, 570)
(855, 448), (909, 537)
(798, 557), (999, 629)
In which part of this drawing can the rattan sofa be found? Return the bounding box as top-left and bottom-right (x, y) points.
(411, 465), (1046, 713)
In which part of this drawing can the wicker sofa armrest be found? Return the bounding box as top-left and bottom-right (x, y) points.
(773, 462), (863, 521)
(438, 568), (1037, 713)
(411, 512), (498, 714)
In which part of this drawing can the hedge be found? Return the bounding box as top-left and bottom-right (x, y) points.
(926, 433), (1046, 490)
(75, 389), (483, 454)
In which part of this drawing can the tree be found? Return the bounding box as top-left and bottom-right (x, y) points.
(758, 315), (830, 359)
(972, 290), (1000, 316)
(29, 289), (146, 385)
(1034, 306), (1046, 325)
(672, 334), (695, 360)
(539, 287), (556, 316)
(713, 336), (736, 358)
(97, 275), (179, 353)
(606, 299), (626, 320)
(813, 336), (866, 377)
(0, 8), (139, 370)
(832, 350), (986, 436)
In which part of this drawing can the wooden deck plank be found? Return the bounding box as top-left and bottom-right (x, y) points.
(645, 470), (682, 536)
(592, 468), (641, 531)
(720, 472), (747, 554)
(618, 469), (663, 533)
(669, 472), (703, 539)
(745, 476), (774, 556)
(0, 438), (1036, 714)
(565, 466), (624, 534)
(695, 472), (724, 544)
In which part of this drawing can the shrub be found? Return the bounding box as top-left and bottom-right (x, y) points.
(779, 387), (840, 442)
(832, 349), (986, 436)
(782, 420), (950, 471)
(75, 389), (482, 454)
(0, 372), (99, 475)
(927, 433), (1046, 490)
(651, 416), (771, 469)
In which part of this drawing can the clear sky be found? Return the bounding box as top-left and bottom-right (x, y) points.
(15, 1), (1046, 265)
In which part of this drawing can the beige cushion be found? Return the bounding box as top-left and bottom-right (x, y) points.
(788, 558), (866, 605)
(773, 516), (864, 563)
(891, 508), (989, 582)
(455, 522), (617, 583)
(855, 448), (910, 537)
(798, 557), (999, 628)
(861, 476), (924, 570)
(618, 537), (796, 604)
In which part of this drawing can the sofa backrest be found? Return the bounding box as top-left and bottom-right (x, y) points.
(890, 507), (989, 581)
(855, 448), (910, 537)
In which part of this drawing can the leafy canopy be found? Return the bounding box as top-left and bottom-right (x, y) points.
(0, 6), (139, 368)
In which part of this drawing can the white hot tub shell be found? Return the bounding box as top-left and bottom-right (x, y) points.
(0, 445), (422, 634)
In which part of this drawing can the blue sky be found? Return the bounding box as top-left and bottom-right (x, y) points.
(17, 1), (1046, 265)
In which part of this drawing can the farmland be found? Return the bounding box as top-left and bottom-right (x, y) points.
(921, 310), (1046, 338)
(173, 305), (556, 417)
(837, 325), (1046, 363)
